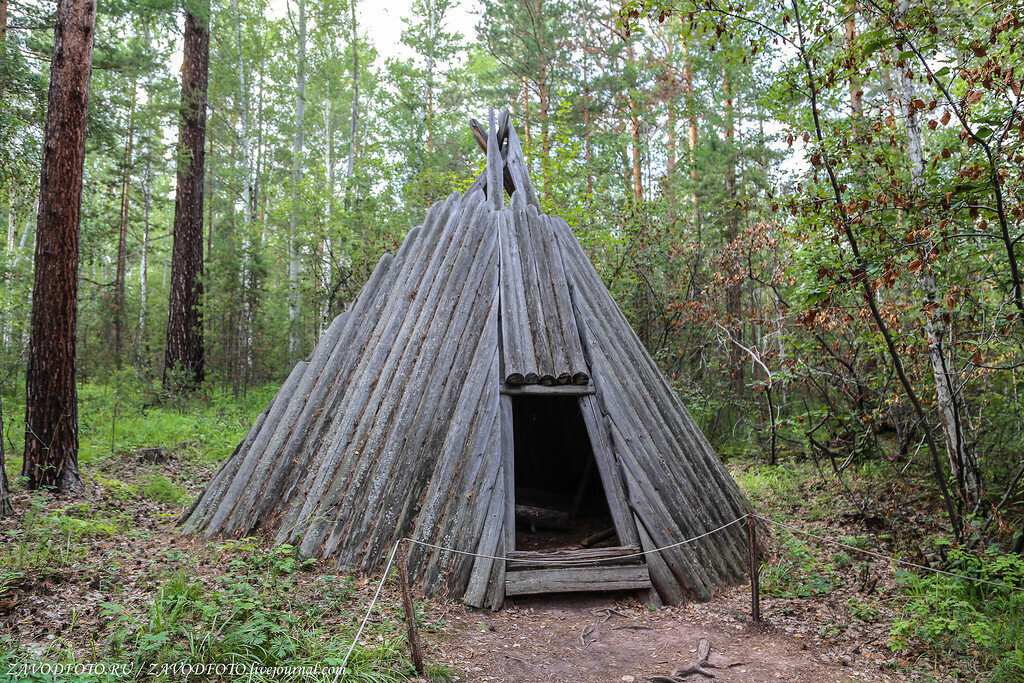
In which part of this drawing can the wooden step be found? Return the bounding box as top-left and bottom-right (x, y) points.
(505, 564), (652, 596)
(507, 545), (643, 569)
(504, 545), (651, 596)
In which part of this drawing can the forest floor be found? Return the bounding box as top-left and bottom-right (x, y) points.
(0, 425), (1015, 681)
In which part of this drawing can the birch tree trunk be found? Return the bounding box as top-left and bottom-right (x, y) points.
(895, 0), (980, 507)
(346, 0), (359, 210)
(23, 0), (97, 493)
(233, 0), (255, 384)
(288, 0), (306, 358)
(114, 84), (137, 370)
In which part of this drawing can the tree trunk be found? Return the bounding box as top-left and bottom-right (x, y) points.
(846, 2), (861, 115)
(683, 42), (700, 224)
(1, 391), (12, 516)
(345, 0), (359, 209)
(164, 1), (209, 389)
(114, 84), (137, 370)
(137, 24), (153, 348)
(722, 65), (743, 393)
(288, 0), (306, 359)
(895, 0), (980, 507)
(233, 0), (255, 386)
(23, 0), (97, 493)
(628, 45), (643, 202)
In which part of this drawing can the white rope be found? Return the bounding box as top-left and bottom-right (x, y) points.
(753, 514), (1024, 594)
(337, 540), (402, 680)
(404, 513), (750, 566)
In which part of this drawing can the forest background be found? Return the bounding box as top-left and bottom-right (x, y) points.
(1, 0), (1024, 678)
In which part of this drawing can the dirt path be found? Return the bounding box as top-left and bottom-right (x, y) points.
(427, 593), (904, 682)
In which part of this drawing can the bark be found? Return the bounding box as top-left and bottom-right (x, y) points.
(628, 45), (643, 202)
(288, 0), (306, 358)
(164, 2), (209, 389)
(792, 0), (961, 538)
(894, 0), (980, 507)
(233, 0), (255, 383)
(23, 0), (97, 493)
(846, 2), (862, 115)
(683, 42), (700, 223)
(138, 25), (153, 346)
(1, 391), (12, 516)
(114, 84), (137, 370)
(345, 0), (359, 208)
(722, 65), (743, 392)
(1, 0), (7, 101)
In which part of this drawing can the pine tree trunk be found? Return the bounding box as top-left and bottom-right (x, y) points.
(723, 66), (744, 393)
(1, 391), (12, 516)
(846, 2), (861, 115)
(683, 43), (700, 224)
(22, 0), (96, 493)
(164, 2), (209, 389)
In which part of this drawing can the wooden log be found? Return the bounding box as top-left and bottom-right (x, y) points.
(498, 210), (533, 385)
(515, 504), (570, 532)
(542, 215), (589, 385)
(580, 527), (616, 548)
(486, 108), (503, 209)
(506, 546), (641, 568)
(311, 201), (495, 560)
(504, 120), (539, 208)
(396, 542), (425, 675)
(553, 218), (750, 580)
(634, 512), (686, 605)
(526, 205), (561, 384)
(579, 394), (640, 547)
(504, 564), (651, 596)
(409, 333), (499, 583)
(282, 193), (475, 550)
(355, 242), (500, 568)
(511, 193), (545, 384)
(499, 383), (594, 396)
(267, 199), (457, 542)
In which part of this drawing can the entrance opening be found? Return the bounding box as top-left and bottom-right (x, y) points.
(511, 395), (616, 551)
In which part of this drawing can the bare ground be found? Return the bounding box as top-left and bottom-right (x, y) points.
(423, 591), (910, 682)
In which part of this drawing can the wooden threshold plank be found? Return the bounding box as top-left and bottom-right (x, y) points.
(505, 564), (652, 596)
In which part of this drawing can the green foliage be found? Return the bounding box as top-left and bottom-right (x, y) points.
(889, 549), (1024, 677)
(99, 567), (411, 682)
(761, 532), (835, 599)
(140, 472), (187, 506)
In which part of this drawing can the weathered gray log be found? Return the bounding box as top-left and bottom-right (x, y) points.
(506, 546), (641, 568)
(504, 120), (539, 208)
(580, 527), (616, 548)
(505, 564), (651, 596)
(499, 383), (594, 396)
(515, 504), (571, 532)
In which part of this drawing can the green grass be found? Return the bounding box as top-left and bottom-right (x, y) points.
(140, 472), (188, 505)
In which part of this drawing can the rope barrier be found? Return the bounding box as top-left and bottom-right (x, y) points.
(338, 541), (401, 678)
(404, 513), (750, 566)
(338, 509), (1023, 677)
(752, 513), (1024, 594)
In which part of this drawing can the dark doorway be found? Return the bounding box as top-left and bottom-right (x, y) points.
(511, 395), (616, 551)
